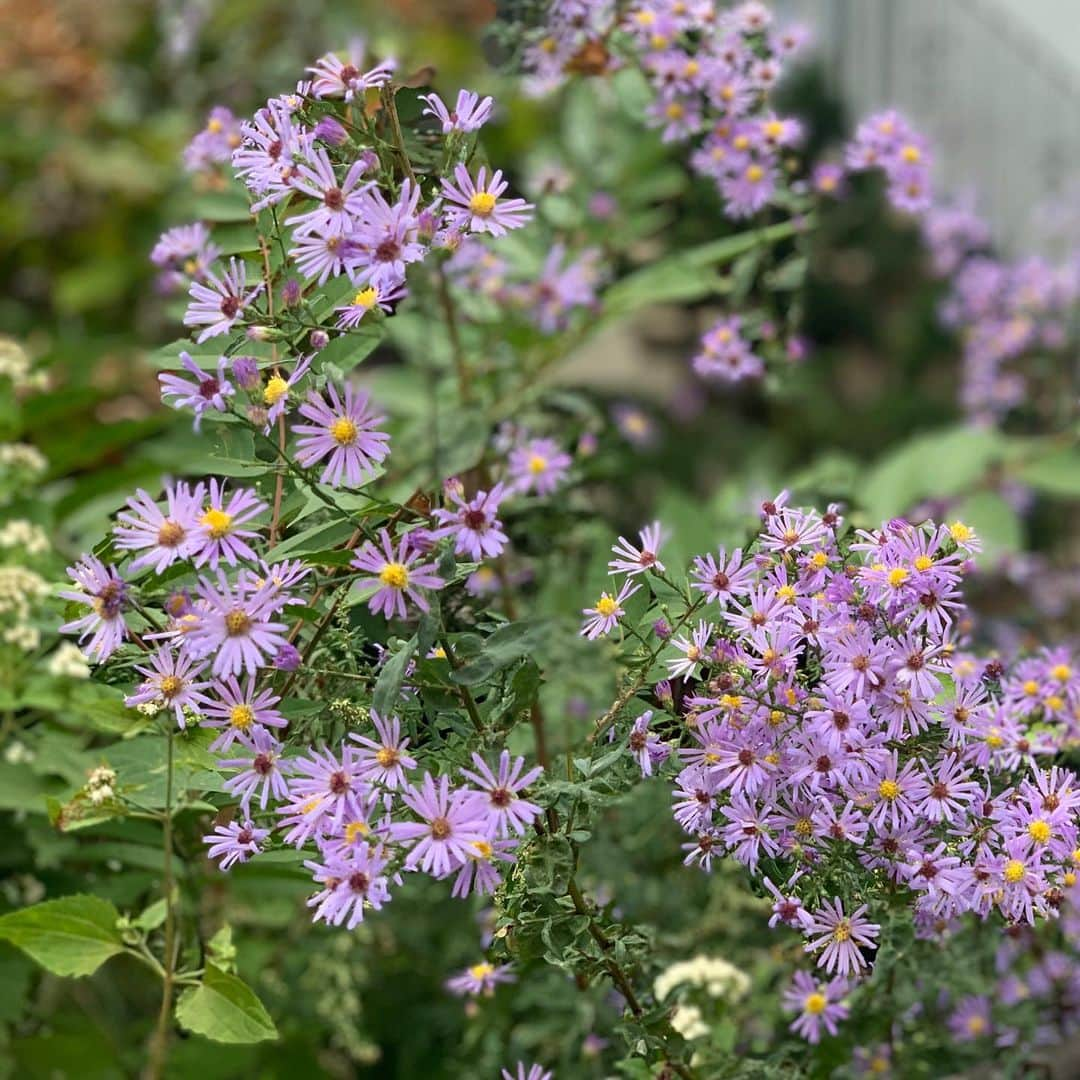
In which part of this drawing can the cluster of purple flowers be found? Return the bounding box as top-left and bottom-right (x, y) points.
(205, 734), (543, 928)
(923, 203), (1080, 424)
(844, 110), (932, 215)
(622, 2), (808, 220)
(691, 315), (764, 383)
(589, 497), (1080, 1038)
(445, 238), (604, 334)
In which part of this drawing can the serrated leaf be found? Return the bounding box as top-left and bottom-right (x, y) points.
(0, 895), (124, 977)
(373, 636), (418, 714)
(175, 964), (278, 1044)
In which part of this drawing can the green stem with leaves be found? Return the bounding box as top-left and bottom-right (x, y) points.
(146, 727), (176, 1080)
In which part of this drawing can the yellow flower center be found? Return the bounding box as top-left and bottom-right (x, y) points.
(1003, 859), (1025, 883)
(596, 596), (618, 617)
(159, 675), (183, 698)
(200, 508), (233, 539)
(768, 710), (784, 727)
(901, 144), (921, 163)
(1022, 680), (1039, 696)
(914, 554), (933, 571)
(353, 286), (378, 308)
(430, 646), (447, 659)
(471, 839), (494, 859)
(1052, 664), (1072, 682)
(469, 962), (494, 980)
(1027, 819), (1052, 844)
(379, 563), (409, 590)
(375, 746), (399, 768)
(207, 118), (224, 134)
(733, 134), (750, 151)
(887, 567), (909, 588)
(230, 704), (254, 730)
(683, 60), (700, 76)
(966, 1015), (986, 1036)
(985, 728), (1004, 748)
(469, 191), (498, 216)
(665, 102), (685, 120)
(810, 551), (829, 570)
(804, 992), (827, 1015)
(745, 163), (764, 182)
(878, 779), (900, 801)
(1047, 695), (1065, 712)
(157, 520), (185, 547)
(528, 454), (548, 474)
(330, 417), (359, 446)
(302, 797), (323, 814)
(263, 375), (289, 406)
(344, 820), (370, 843)
(225, 610), (251, 636)
(795, 816), (813, 837)
(764, 120), (784, 139)
(832, 921), (851, 943)
(949, 521), (973, 542)
(777, 584), (797, 603)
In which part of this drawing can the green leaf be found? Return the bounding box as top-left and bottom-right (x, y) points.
(1014, 446), (1080, 497)
(451, 620), (551, 686)
(861, 424), (1006, 523)
(0, 895), (124, 977)
(373, 636), (418, 715)
(133, 898), (168, 932)
(601, 218), (807, 320)
(175, 964), (278, 1044)
(950, 491), (1022, 561)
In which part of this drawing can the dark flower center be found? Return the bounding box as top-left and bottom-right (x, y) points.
(375, 238), (401, 263)
(324, 186), (345, 210)
(430, 816), (451, 839)
(329, 770), (350, 795)
(253, 753), (273, 776)
(463, 508), (487, 530)
(490, 787), (512, 807)
(220, 296), (240, 318)
(348, 871), (370, 894)
(237, 828), (254, 844)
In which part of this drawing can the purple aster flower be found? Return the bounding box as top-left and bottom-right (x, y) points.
(159, 352), (234, 430)
(286, 148), (373, 236)
(218, 727), (292, 811)
(232, 103), (309, 210)
(288, 742), (370, 834)
(260, 354), (313, 427)
(304, 844), (392, 929)
(203, 819), (269, 870)
(445, 960), (515, 997)
(124, 646), (211, 727)
(184, 572), (290, 677)
(430, 481), (509, 561)
(351, 711), (417, 789)
(948, 995), (992, 1041)
(799, 898), (880, 977)
(450, 835), (519, 898)
(200, 674), (288, 750)
(580, 579), (640, 640)
(506, 437), (571, 496)
(690, 547), (756, 604)
(441, 165), (534, 237)
(459, 750), (543, 837)
(289, 227), (357, 285)
(335, 278), (407, 328)
(421, 89), (495, 133)
(782, 970), (850, 1043)
(292, 382), (390, 488)
(193, 479), (266, 569)
(667, 620), (715, 680)
(628, 711), (668, 777)
(388, 773), (488, 878)
(348, 180), (428, 288)
(183, 258), (263, 343)
(59, 555), (129, 662)
(351, 528), (445, 619)
(308, 45), (394, 101)
(609, 521), (665, 576)
(150, 222), (220, 286)
(113, 481), (204, 572)
(501, 1064), (551, 1080)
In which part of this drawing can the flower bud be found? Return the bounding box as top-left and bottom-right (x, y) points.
(274, 643), (302, 671)
(309, 329), (330, 350)
(314, 116), (349, 146)
(230, 355), (261, 390)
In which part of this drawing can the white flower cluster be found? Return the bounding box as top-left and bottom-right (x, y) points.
(0, 442), (47, 476)
(0, 338), (47, 392)
(654, 955), (752, 1004)
(0, 565), (51, 653)
(85, 765), (117, 805)
(46, 642), (91, 679)
(670, 1003), (710, 1041)
(0, 519), (49, 557)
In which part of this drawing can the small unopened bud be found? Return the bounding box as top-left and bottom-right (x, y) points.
(246, 325), (279, 342)
(652, 617), (672, 640)
(309, 329), (330, 350)
(274, 643), (301, 671)
(247, 404), (269, 428)
(281, 279), (302, 307)
(314, 116), (349, 146)
(231, 355), (261, 390)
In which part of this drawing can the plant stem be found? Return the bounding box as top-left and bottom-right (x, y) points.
(434, 262), (471, 404)
(146, 727), (176, 1080)
(438, 634), (484, 732)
